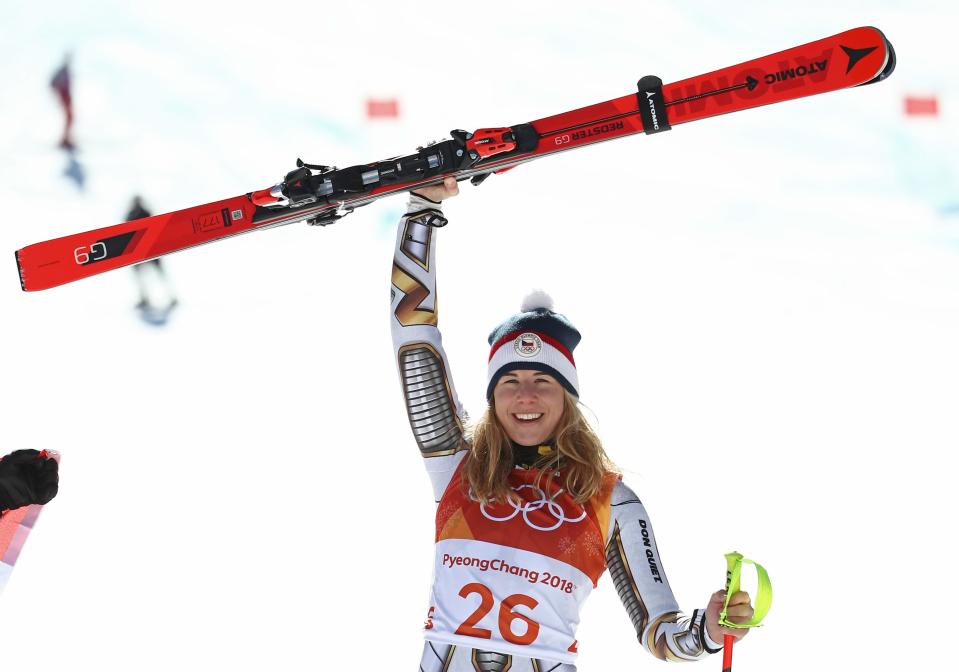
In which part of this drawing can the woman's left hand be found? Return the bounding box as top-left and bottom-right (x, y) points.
(704, 589), (754, 644)
(411, 176), (459, 203)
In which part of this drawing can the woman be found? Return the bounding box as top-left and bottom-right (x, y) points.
(390, 177), (753, 672)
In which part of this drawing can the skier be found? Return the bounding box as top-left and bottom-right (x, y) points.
(48, 54), (86, 190)
(391, 177), (755, 671)
(0, 450), (59, 514)
(126, 196), (178, 325)
(50, 55), (74, 151)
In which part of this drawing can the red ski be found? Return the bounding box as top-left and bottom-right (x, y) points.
(16, 26), (894, 292)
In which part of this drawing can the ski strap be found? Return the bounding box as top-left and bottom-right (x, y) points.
(719, 551), (772, 628)
(637, 76), (671, 134)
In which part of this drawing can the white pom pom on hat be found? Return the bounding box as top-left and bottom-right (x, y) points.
(520, 289), (554, 313)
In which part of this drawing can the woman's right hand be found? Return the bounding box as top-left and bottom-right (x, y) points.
(411, 176), (459, 202)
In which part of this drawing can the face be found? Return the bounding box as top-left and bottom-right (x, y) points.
(492, 369), (566, 446)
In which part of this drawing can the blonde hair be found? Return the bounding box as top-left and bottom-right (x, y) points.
(462, 391), (618, 505)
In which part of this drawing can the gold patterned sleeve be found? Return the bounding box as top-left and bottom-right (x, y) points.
(390, 194), (469, 502)
(605, 480), (722, 661)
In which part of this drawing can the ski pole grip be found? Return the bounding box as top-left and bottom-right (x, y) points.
(637, 75), (671, 134)
(719, 551), (772, 628)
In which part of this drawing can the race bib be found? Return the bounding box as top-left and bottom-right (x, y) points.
(425, 467), (617, 662)
(425, 539), (591, 663)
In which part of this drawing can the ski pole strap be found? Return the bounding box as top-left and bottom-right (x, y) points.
(404, 208), (448, 228)
(719, 551), (772, 628)
(637, 75), (671, 134)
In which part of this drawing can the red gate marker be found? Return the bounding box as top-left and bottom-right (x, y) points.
(904, 95), (939, 116)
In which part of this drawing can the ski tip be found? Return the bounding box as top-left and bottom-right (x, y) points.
(880, 37), (897, 80)
(14, 249), (27, 292)
(857, 26), (896, 86)
(873, 34), (897, 84)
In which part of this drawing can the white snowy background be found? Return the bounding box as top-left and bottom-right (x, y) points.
(1, 1), (957, 670)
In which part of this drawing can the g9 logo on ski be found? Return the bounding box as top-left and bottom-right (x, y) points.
(73, 243), (107, 265)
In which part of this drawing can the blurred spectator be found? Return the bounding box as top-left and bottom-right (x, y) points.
(50, 55), (74, 151)
(127, 196), (179, 326)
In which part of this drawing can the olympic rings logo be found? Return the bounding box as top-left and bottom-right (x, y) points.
(479, 484), (586, 531)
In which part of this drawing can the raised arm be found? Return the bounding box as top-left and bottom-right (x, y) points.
(605, 480), (724, 662)
(390, 178), (469, 502)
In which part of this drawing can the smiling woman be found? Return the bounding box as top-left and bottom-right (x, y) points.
(389, 177), (756, 672)
(465, 300), (613, 508)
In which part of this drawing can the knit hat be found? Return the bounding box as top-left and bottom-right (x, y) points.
(486, 291), (581, 400)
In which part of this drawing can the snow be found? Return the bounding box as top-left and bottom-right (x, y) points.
(1, 1), (958, 670)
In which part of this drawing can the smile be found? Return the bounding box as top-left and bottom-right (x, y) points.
(514, 413), (543, 422)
